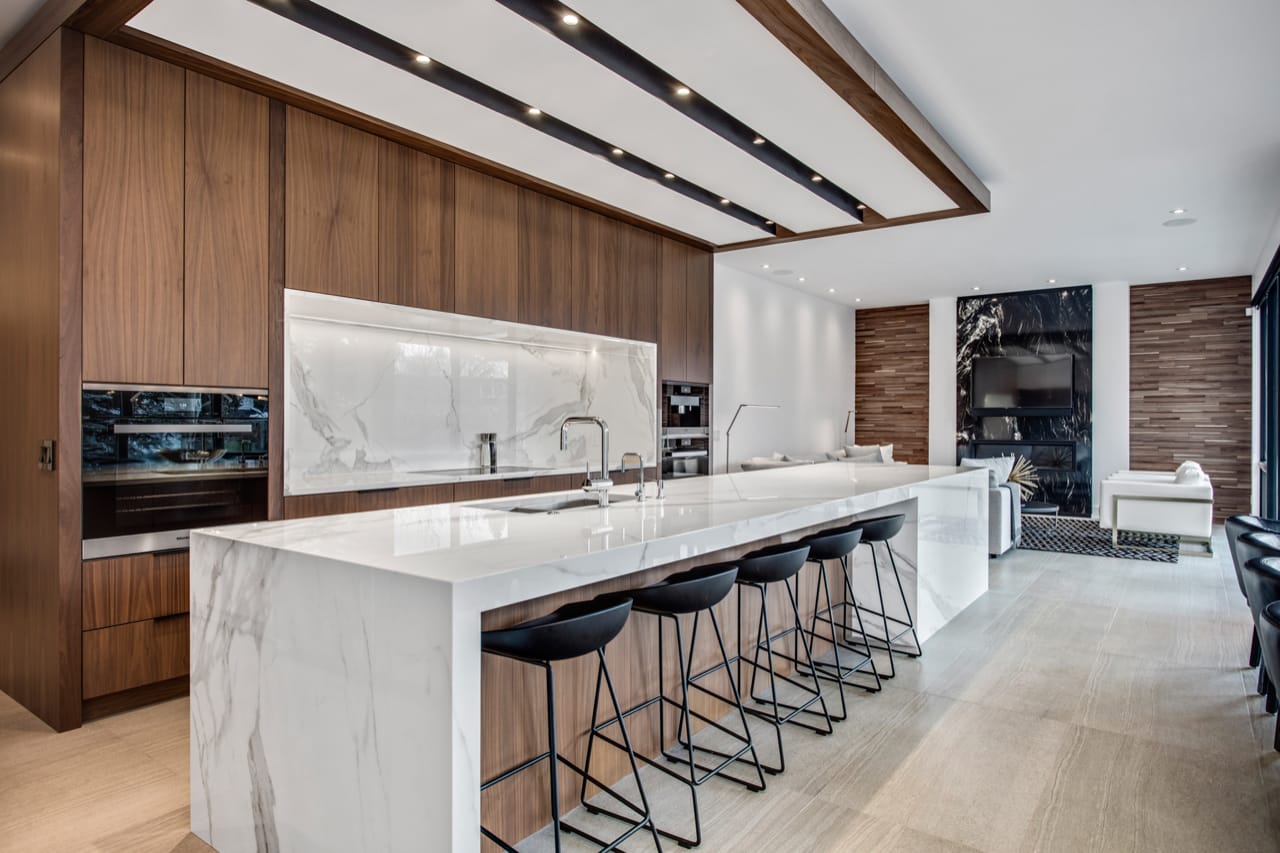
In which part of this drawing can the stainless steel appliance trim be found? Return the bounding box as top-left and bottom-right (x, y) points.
(83, 382), (268, 395)
(82, 529), (193, 560)
(113, 423), (253, 434)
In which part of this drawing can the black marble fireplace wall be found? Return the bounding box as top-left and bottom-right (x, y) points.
(957, 286), (1093, 516)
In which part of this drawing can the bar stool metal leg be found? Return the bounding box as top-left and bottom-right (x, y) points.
(853, 541), (922, 678)
(805, 554), (882, 709)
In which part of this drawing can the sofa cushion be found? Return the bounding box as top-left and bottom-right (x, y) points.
(960, 455), (1015, 486)
(843, 444), (883, 462)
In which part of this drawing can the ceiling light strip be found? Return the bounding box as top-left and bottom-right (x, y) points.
(495, 0), (865, 223)
(245, 0), (776, 234)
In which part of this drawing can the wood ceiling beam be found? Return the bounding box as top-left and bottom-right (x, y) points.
(735, 0), (990, 215)
(0, 0), (150, 83)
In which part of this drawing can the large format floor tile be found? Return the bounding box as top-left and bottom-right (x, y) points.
(0, 527), (1274, 852)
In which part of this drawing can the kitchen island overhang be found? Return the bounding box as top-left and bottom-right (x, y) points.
(189, 463), (988, 852)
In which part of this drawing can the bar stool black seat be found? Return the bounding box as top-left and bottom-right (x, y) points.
(1240, 532), (1280, 704)
(1243, 553), (1280, 719)
(797, 525), (881, 721)
(590, 562), (765, 849)
(1259, 598), (1280, 751)
(718, 541), (832, 775)
(480, 594), (662, 853)
(1226, 516), (1280, 666)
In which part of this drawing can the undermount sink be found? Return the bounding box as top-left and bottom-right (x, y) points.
(479, 494), (637, 514)
(408, 465), (547, 476)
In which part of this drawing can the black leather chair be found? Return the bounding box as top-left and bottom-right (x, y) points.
(592, 562), (765, 848)
(1259, 598), (1280, 751)
(1226, 516), (1280, 666)
(480, 594), (662, 852)
(1238, 532), (1280, 699)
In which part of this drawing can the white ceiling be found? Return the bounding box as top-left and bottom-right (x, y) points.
(127, 0), (958, 245)
(719, 0), (1280, 307)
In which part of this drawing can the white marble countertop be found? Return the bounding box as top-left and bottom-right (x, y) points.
(285, 462), (620, 495)
(198, 462), (983, 612)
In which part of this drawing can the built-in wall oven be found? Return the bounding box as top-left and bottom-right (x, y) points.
(661, 382), (711, 478)
(82, 385), (269, 559)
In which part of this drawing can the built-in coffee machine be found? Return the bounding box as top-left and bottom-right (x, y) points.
(661, 382), (710, 478)
(81, 385), (269, 558)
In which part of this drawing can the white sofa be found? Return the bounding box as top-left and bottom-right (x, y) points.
(1099, 462), (1214, 554)
(988, 484), (1022, 557)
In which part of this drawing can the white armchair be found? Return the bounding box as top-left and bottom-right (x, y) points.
(1099, 462), (1214, 555)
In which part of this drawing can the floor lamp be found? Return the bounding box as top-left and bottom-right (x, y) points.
(725, 403), (780, 472)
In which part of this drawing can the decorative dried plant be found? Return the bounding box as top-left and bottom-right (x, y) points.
(1007, 455), (1040, 502)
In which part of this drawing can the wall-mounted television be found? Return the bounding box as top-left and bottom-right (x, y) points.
(971, 354), (1074, 416)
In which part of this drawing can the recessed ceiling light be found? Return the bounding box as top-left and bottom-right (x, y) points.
(854, 298), (862, 303)
(1047, 278), (1056, 284)
(827, 288), (835, 293)
(610, 147), (623, 155)
(526, 106), (541, 116)
(562, 13), (579, 25)
(752, 136), (765, 145)
(675, 86), (690, 96)
(720, 198), (731, 205)
(811, 174), (823, 183)
(799, 277), (806, 282)
(764, 220), (773, 225)
(761, 264), (770, 269)
(1170, 208), (1186, 215)
(1178, 265), (1188, 272)
(856, 203), (867, 210)
(414, 54), (431, 64)
(972, 286), (981, 291)
(662, 172), (674, 180)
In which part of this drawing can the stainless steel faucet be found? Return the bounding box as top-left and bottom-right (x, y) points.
(560, 416), (614, 507)
(620, 451), (646, 501)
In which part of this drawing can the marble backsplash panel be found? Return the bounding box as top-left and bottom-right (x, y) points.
(284, 291), (657, 495)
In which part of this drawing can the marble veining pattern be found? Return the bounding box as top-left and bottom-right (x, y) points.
(283, 290), (657, 496)
(190, 463), (987, 852)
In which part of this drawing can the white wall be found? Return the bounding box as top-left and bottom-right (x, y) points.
(927, 297), (957, 465)
(1091, 282), (1131, 507)
(713, 264), (855, 472)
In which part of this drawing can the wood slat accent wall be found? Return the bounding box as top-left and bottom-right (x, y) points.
(854, 304), (930, 463)
(1129, 277), (1252, 521)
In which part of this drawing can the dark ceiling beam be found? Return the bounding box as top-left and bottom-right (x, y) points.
(735, 0), (990, 215)
(0, 0), (150, 83)
(716, 207), (973, 252)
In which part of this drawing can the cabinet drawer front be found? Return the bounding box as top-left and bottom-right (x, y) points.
(83, 615), (190, 699)
(83, 551), (189, 630)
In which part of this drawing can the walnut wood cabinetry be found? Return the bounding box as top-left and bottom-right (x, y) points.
(284, 107), (380, 301)
(82, 39), (270, 388)
(184, 72), (270, 388)
(571, 208), (622, 337)
(518, 190), (574, 330)
(454, 167), (520, 322)
(379, 139), (454, 311)
(82, 38), (184, 385)
(657, 238), (713, 383)
(81, 551), (189, 702)
(284, 483), (456, 520)
(685, 250), (713, 384)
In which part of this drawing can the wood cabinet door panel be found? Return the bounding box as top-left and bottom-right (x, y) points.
(572, 209), (621, 337)
(379, 140), (454, 311)
(82, 552), (189, 630)
(357, 484), (455, 511)
(685, 249), (713, 384)
(82, 615), (189, 699)
(454, 167), (519, 321)
(184, 72), (270, 388)
(283, 490), (360, 520)
(285, 107), (379, 300)
(518, 190), (573, 330)
(619, 226), (660, 343)
(658, 238), (689, 381)
(82, 38), (184, 385)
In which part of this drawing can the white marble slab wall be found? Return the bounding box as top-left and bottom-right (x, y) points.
(284, 291), (657, 496)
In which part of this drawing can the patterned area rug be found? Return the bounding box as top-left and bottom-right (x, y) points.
(1019, 515), (1180, 563)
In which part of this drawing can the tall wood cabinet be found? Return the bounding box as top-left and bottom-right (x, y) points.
(454, 167), (520, 321)
(379, 139), (454, 311)
(82, 38), (184, 386)
(658, 237), (713, 384)
(82, 39), (270, 388)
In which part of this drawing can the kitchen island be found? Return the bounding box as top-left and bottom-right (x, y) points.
(188, 463), (988, 852)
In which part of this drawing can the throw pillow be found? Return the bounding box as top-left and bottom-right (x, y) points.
(960, 455), (1015, 485)
(825, 451), (842, 461)
(844, 444), (885, 463)
(879, 444), (895, 463)
(771, 451), (785, 461)
(846, 450), (882, 463)
(1175, 465), (1206, 484)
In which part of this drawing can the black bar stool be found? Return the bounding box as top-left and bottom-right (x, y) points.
(798, 525), (881, 722)
(1238, 532), (1280, 701)
(480, 594), (662, 853)
(847, 514), (921, 677)
(589, 562), (765, 849)
(1259, 597), (1280, 751)
(1226, 516), (1280, 667)
(718, 541), (832, 775)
